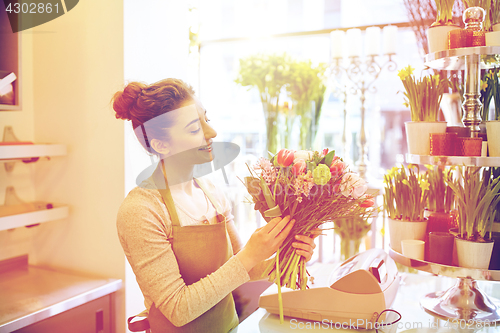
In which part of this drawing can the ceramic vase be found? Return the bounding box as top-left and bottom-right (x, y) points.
(455, 237), (494, 269)
(405, 121), (447, 155)
(388, 217), (428, 254)
(427, 24), (461, 53)
(486, 120), (500, 157)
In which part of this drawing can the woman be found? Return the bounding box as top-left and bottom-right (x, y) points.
(113, 78), (318, 332)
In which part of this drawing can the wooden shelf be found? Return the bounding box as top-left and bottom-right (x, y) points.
(0, 205), (69, 231)
(0, 144), (67, 162)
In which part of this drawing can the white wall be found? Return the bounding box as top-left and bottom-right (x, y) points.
(0, 1), (126, 332)
(0, 32), (36, 262)
(123, 0), (189, 329)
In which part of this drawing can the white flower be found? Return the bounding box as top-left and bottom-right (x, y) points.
(293, 150), (313, 163)
(339, 173), (367, 199)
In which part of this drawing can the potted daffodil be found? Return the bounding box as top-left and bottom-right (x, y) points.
(384, 164), (429, 253)
(445, 167), (500, 269)
(427, 0), (460, 53)
(399, 65), (449, 155)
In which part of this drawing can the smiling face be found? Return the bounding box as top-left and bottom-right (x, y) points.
(150, 98), (217, 164)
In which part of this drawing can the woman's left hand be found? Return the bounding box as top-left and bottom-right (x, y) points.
(292, 228), (323, 262)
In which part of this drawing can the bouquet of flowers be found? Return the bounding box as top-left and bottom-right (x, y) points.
(244, 148), (376, 322)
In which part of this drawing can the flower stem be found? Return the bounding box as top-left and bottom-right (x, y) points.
(276, 247), (284, 324)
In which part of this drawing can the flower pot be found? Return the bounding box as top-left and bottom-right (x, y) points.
(425, 212), (454, 260)
(493, 23), (500, 31)
(429, 232), (454, 265)
(455, 237), (494, 269)
(486, 31), (500, 46)
(405, 121), (447, 155)
(486, 120), (500, 157)
(461, 137), (483, 156)
(388, 217), (428, 254)
(427, 24), (460, 53)
(401, 240), (425, 260)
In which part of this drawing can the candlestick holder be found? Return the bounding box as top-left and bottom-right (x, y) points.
(330, 53), (397, 180)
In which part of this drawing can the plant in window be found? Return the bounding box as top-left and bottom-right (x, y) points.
(235, 53), (292, 156)
(286, 59), (328, 150)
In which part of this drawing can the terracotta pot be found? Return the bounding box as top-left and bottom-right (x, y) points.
(405, 121), (447, 155)
(427, 24), (461, 53)
(455, 237), (494, 269)
(486, 120), (500, 157)
(429, 232), (454, 265)
(461, 137), (483, 156)
(388, 217), (428, 254)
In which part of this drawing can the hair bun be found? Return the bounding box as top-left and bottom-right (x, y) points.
(112, 82), (146, 121)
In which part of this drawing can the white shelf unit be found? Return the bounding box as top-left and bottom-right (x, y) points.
(0, 205), (69, 231)
(0, 144), (67, 162)
(0, 143), (69, 230)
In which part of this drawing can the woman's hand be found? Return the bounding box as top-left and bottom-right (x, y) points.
(236, 215), (295, 272)
(292, 228), (322, 262)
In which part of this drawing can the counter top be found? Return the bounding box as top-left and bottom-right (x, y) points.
(235, 270), (500, 333)
(0, 264), (122, 333)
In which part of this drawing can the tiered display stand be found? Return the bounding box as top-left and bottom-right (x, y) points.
(389, 46), (500, 325)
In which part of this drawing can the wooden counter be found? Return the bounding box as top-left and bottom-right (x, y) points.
(0, 258), (122, 333)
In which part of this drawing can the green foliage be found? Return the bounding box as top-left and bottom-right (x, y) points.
(445, 167), (500, 241)
(434, 0), (456, 25)
(398, 65), (450, 121)
(383, 164), (429, 222)
(235, 53), (328, 151)
(480, 68), (500, 121)
(425, 165), (455, 213)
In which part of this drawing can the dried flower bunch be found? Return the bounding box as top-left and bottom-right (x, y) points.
(398, 65), (449, 121)
(383, 164), (429, 222)
(244, 148), (376, 322)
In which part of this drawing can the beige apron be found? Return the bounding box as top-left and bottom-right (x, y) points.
(145, 162), (239, 333)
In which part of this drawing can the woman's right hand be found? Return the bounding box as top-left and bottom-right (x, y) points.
(236, 215), (295, 272)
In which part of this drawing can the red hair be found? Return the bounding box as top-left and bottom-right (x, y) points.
(112, 79), (196, 154)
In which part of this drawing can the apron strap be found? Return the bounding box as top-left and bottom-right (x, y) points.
(193, 178), (225, 217)
(153, 160), (181, 227)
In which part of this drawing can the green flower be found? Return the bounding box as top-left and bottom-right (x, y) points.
(312, 164), (331, 185)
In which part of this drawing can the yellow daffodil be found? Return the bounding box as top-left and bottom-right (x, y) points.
(481, 80), (488, 92)
(397, 65), (415, 81)
(420, 179), (430, 191)
(402, 179), (409, 186)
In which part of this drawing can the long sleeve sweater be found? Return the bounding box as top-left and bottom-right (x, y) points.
(116, 176), (269, 327)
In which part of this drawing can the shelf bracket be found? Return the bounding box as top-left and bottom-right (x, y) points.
(3, 126), (19, 172)
(2, 126), (39, 172)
